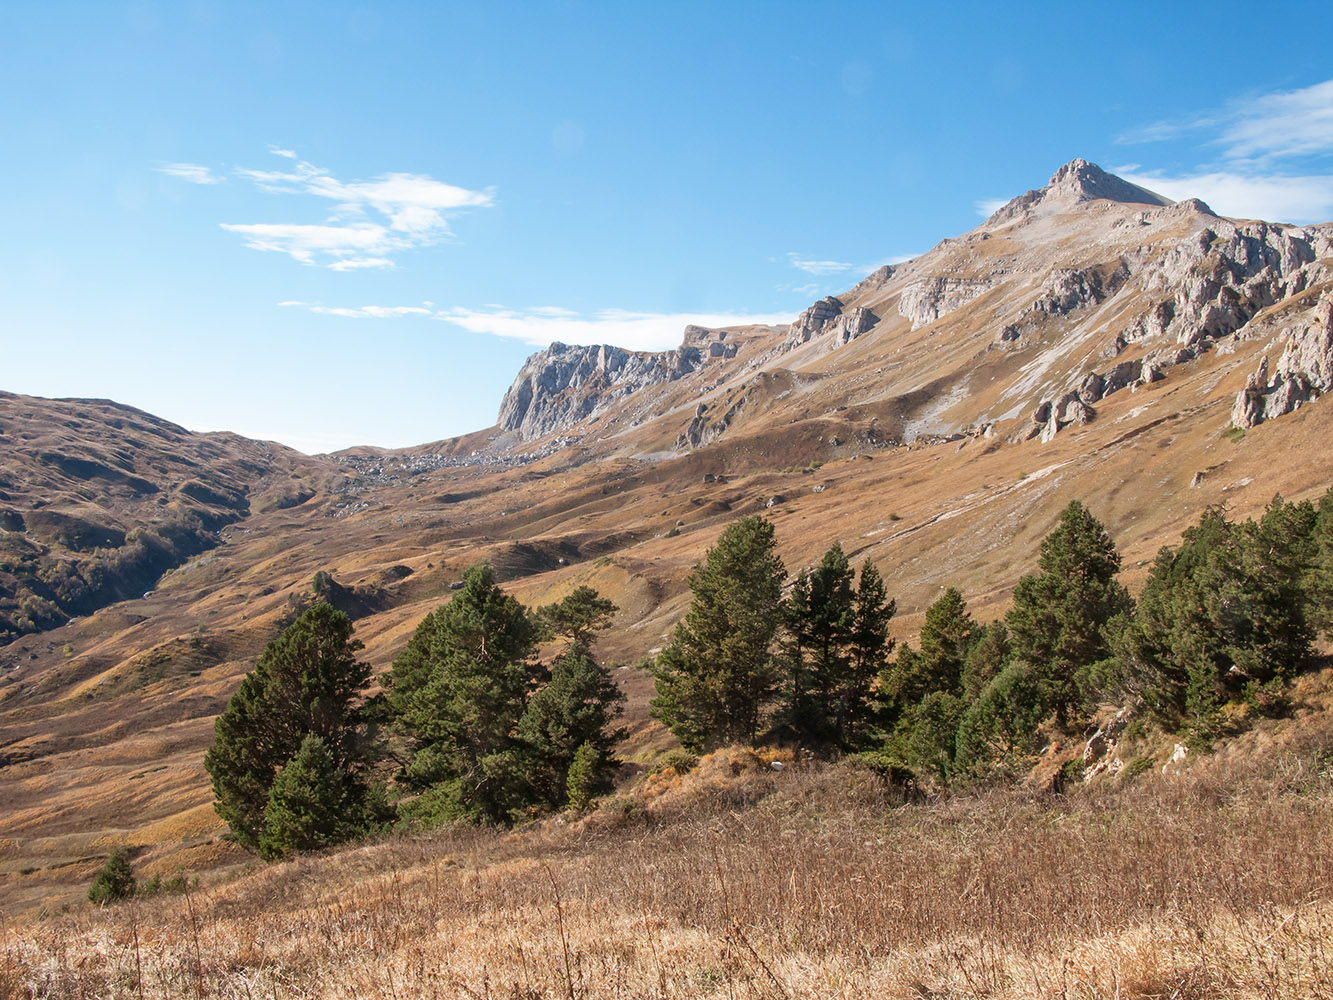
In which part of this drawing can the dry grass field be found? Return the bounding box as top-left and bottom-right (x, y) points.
(6, 682), (1333, 1000)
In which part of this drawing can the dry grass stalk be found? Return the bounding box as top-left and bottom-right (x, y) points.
(4, 718), (1333, 999)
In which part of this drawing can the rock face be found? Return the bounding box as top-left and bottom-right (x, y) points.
(898, 277), (995, 330)
(494, 159), (1333, 451)
(498, 342), (703, 441)
(1232, 300), (1333, 429)
(1028, 217), (1333, 442)
(784, 296), (878, 350)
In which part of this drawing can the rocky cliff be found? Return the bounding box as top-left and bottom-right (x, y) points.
(497, 341), (706, 441)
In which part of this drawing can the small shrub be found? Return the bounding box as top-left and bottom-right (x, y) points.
(1124, 755), (1154, 779)
(654, 749), (699, 775)
(88, 848), (135, 904)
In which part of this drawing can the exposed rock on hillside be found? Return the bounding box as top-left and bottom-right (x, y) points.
(497, 342), (704, 441)
(898, 277), (996, 330)
(488, 159), (1333, 459)
(784, 296), (879, 350)
(1233, 299), (1333, 429)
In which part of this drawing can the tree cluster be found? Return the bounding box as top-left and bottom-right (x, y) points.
(651, 516), (895, 754)
(653, 496), (1333, 785)
(205, 567), (625, 861)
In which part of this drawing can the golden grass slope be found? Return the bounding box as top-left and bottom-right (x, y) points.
(6, 684), (1333, 999)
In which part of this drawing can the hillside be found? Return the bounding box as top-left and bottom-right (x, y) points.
(2, 159), (1333, 921)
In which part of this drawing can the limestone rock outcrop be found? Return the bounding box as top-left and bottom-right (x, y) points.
(498, 342), (703, 441)
(898, 277), (995, 330)
(785, 296), (878, 350)
(985, 158), (1177, 226)
(1232, 300), (1333, 429)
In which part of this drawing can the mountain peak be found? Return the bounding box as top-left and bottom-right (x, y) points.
(1044, 158), (1173, 208)
(985, 159), (1177, 226)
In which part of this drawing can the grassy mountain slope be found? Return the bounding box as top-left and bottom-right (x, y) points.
(2, 161), (1333, 922)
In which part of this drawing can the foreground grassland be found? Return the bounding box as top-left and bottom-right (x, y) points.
(7, 692), (1333, 1000)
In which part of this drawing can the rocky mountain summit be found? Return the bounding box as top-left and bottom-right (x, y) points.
(495, 159), (1333, 457)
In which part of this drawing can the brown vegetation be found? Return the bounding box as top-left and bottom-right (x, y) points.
(5, 699), (1333, 999)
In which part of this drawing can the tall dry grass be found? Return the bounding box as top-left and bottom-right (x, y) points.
(5, 719), (1333, 999)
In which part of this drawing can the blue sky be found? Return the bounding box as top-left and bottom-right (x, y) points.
(2, 1), (1332, 453)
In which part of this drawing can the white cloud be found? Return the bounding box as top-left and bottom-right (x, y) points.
(278, 300), (793, 349)
(221, 150), (494, 268)
(1217, 79), (1333, 163)
(278, 301), (433, 319)
(1112, 78), (1333, 224)
(1118, 170), (1333, 224)
(975, 198), (1009, 217)
(437, 306), (796, 351)
(787, 254), (857, 276)
(786, 252), (914, 276)
(1122, 81), (1333, 165)
(156, 162), (223, 185)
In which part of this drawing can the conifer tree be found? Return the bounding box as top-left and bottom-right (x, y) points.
(259, 734), (345, 860)
(961, 621), (1010, 702)
(388, 562), (539, 824)
(845, 560), (895, 744)
(1007, 501), (1132, 723)
(1117, 497), (1317, 728)
(88, 847), (136, 904)
(783, 546), (895, 748)
(538, 585), (618, 646)
(651, 516), (786, 751)
(954, 661), (1047, 775)
(782, 543), (855, 743)
(205, 603), (376, 853)
(517, 643), (626, 809)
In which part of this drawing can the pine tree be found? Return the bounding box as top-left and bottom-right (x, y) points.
(204, 603), (376, 853)
(783, 547), (895, 749)
(881, 587), (974, 712)
(565, 741), (602, 811)
(954, 661), (1047, 775)
(388, 562), (539, 824)
(1007, 501), (1132, 724)
(1116, 498), (1317, 727)
(845, 560), (895, 745)
(259, 735), (345, 861)
(517, 643), (626, 809)
(651, 516), (786, 751)
(538, 586), (618, 646)
(961, 621), (1010, 702)
(782, 543), (855, 744)
(88, 847), (136, 904)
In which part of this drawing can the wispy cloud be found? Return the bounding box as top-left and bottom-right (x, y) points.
(1218, 79), (1333, 163)
(278, 301), (433, 319)
(1118, 170), (1333, 225)
(1115, 78), (1333, 224)
(787, 254), (857, 276)
(437, 306), (795, 350)
(785, 252), (913, 276)
(974, 198), (1009, 217)
(277, 301), (793, 350)
(156, 162), (224, 185)
(218, 150), (494, 269)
